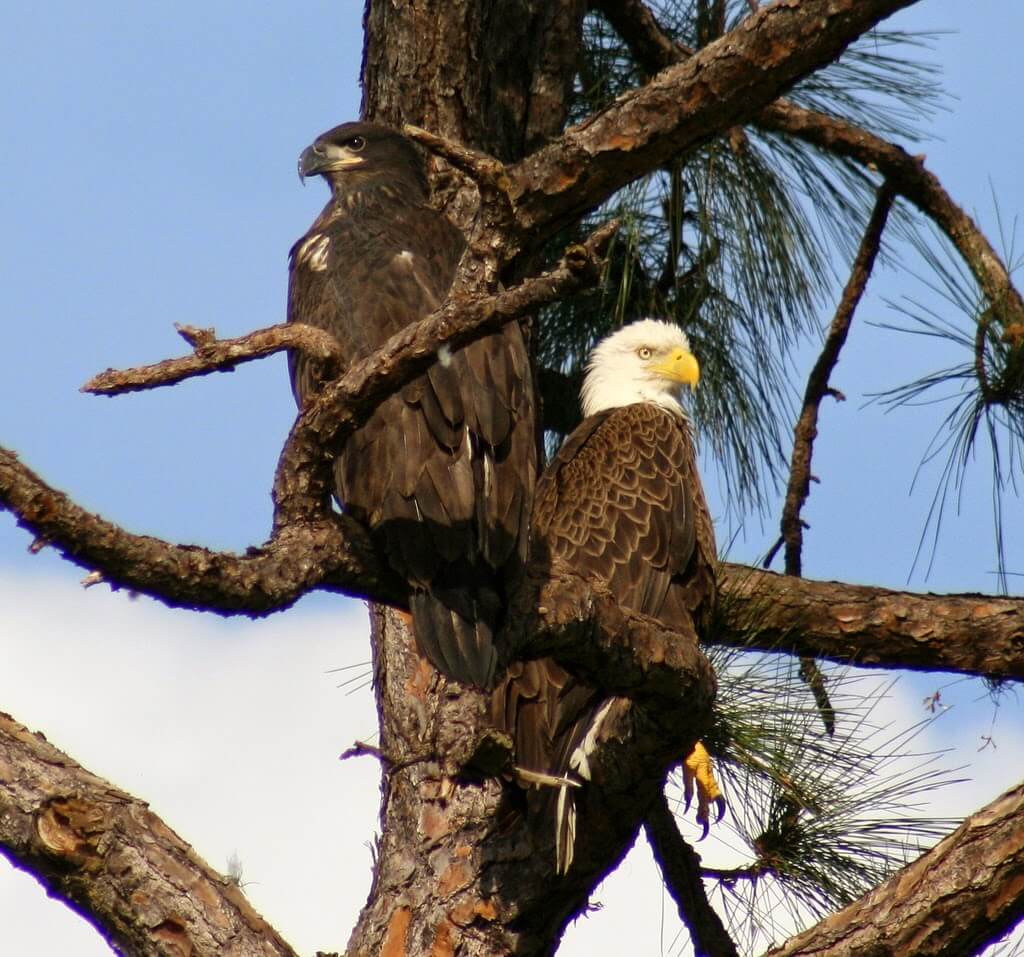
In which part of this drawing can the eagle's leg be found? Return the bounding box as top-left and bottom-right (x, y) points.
(682, 740), (726, 840)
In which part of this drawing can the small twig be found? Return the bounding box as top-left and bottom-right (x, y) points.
(974, 307), (995, 403)
(83, 322), (344, 396)
(762, 535), (784, 569)
(340, 740), (389, 763)
(644, 791), (740, 957)
(701, 862), (772, 883)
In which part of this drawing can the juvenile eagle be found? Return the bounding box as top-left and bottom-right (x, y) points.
(493, 319), (720, 872)
(288, 122), (534, 687)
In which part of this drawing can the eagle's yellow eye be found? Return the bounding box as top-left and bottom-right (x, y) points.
(637, 347), (652, 360)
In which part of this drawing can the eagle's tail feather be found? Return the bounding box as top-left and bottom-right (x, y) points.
(409, 589), (498, 689)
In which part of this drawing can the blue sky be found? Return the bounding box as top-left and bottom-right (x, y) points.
(1, 3), (1021, 955)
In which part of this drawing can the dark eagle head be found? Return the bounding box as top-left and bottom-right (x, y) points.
(297, 121), (428, 200)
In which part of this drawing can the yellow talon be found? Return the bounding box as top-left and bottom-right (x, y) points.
(683, 741), (726, 839)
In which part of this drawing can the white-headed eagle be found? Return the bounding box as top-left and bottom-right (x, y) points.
(288, 122), (535, 688)
(492, 319), (721, 872)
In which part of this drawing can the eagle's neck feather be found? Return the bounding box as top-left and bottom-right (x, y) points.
(329, 176), (425, 208)
(580, 372), (686, 419)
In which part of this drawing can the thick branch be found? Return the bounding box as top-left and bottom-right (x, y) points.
(4, 455), (1020, 684)
(718, 563), (1024, 681)
(644, 793), (740, 957)
(0, 447), (402, 614)
(519, 569), (716, 706)
(1, 229), (614, 615)
(765, 780), (1024, 957)
(511, 0), (917, 236)
(782, 184), (895, 577)
(0, 711), (297, 957)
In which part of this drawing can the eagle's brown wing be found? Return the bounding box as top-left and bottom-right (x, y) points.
(288, 188), (534, 688)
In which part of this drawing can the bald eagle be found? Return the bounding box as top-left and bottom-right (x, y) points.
(288, 122), (534, 688)
(493, 319), (719, 872)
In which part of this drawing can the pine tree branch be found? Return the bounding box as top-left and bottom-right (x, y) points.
(0, 227), (614, 616)
(592, 1), (1024, 335)
(756, 100), (1024, 332)
(644, 792), (740, 957)
(764, 780), (1024, 957)
(2, 453), (1019, 684)
(0, 711), (298, 957)
(511, 0), (918, 237)
(718, 563), (1024, 680)
(269, 224), (617, 528)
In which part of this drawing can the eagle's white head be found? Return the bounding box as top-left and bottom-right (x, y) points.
(580, 319), (700, 418)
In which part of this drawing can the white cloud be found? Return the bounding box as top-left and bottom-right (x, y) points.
(1, 573), (1020, 955)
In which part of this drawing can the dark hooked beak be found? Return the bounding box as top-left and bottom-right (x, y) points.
(297, 143), (328, 184)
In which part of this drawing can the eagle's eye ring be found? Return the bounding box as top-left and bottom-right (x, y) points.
(344, 135), (367, 152)
(637, 347), (652, 360)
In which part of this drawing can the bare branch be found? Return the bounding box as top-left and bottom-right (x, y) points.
(765, 781), (1024, 957)
(2, 225), (615, 619)
(591, 0), (692, 72)
(718, 563), (1024, 681)
(511, 0), (918, 236)
(644, 792), (740, 957)
(0, 447), (402, 614)
(778, 183), (895, 734)
(782, 184), (895, 576)
(4, 449), (1019, 685)
(83, 322), (343, 396)
(0, 711), (298, 957)
(404, 124), (518, 235)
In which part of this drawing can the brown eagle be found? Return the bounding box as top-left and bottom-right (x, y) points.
(492, 319), (720, 872)
(288, 122), (534, 688)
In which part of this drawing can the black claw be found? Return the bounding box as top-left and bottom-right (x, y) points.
(715, 796), (727, 823)
(698, 817), (710, 842)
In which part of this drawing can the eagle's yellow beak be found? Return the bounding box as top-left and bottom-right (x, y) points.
(654, 347), (700, 388)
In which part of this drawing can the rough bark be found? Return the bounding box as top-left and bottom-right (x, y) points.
(716, 564), (1024, 681)
(763, 781), (1024, 957)
(0, 712), (296, 957)
(509, 0), (920, 238)
(342, 603), (715, 957)
(346, 3), (926, 955)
